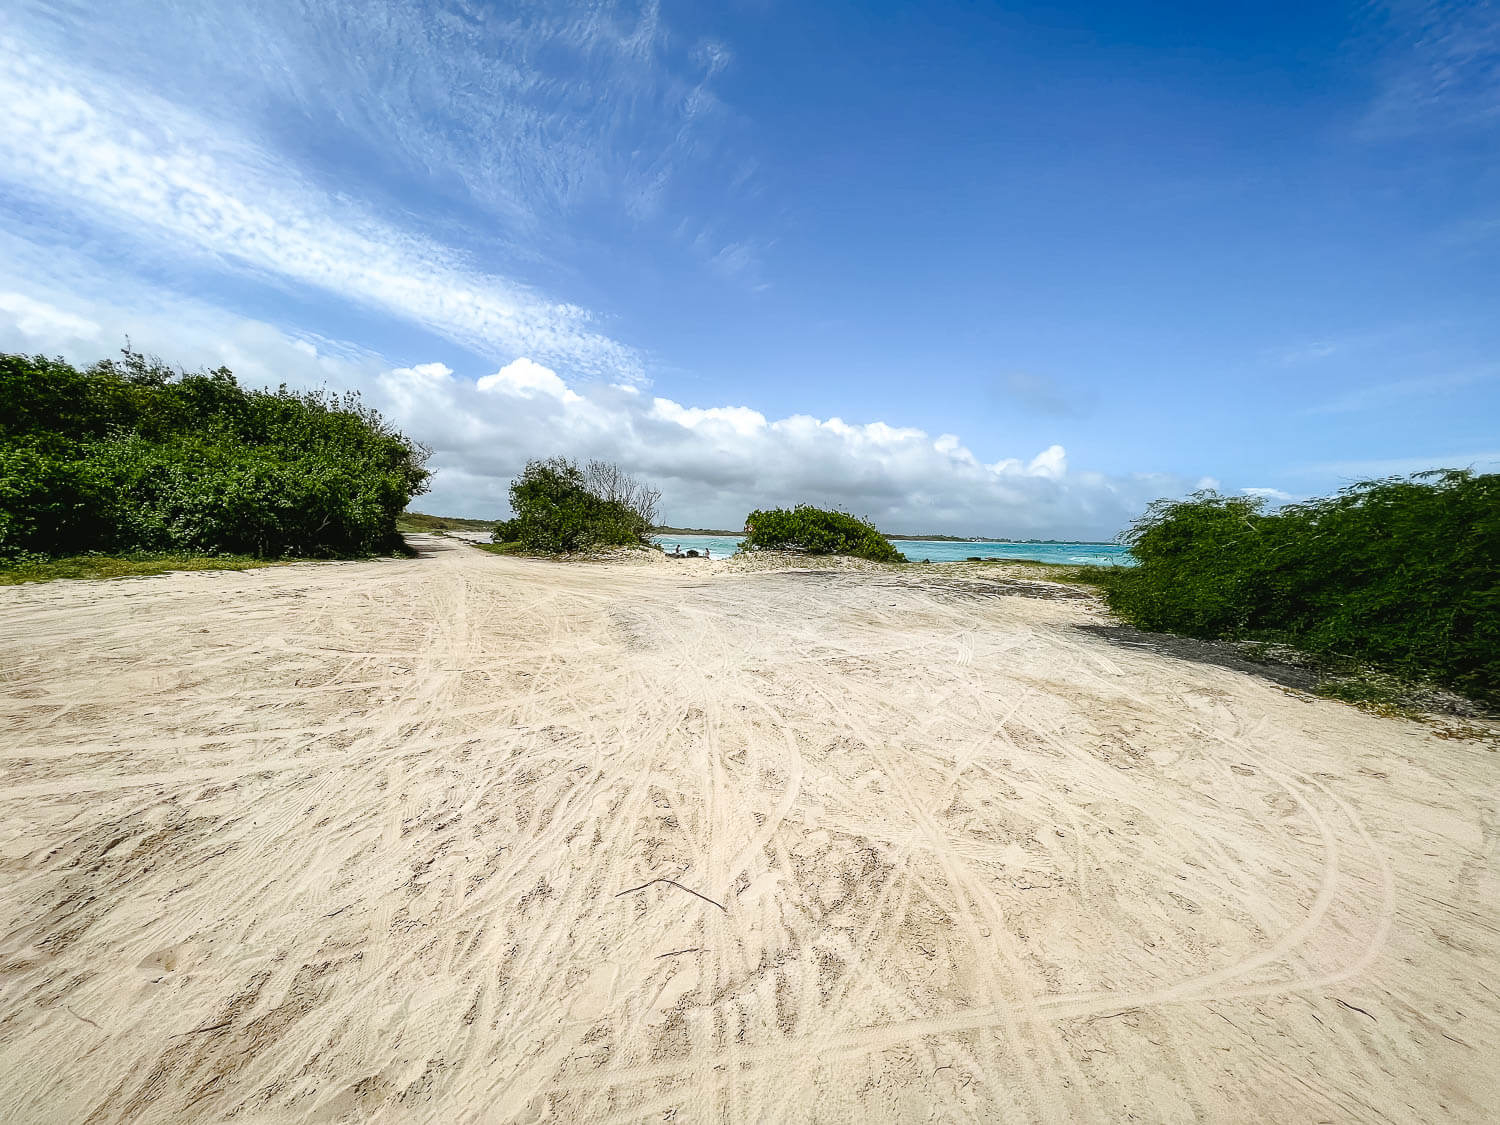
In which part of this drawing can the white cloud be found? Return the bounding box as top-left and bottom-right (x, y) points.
(0, 254), (385, 391)
(706, 239), (771, 290)
(1026, 445), (1068, 480)
(0, 293), (100, 344)
(1241, 487), (1295, 503)
(0, 32), (642, 379)
(1363, 1), (1500, 137)
(368, 357), (1190, 538)
(477, 358), (580, 402)
(651, 401), (768, 437)
(4, 0), (757, 278)
(393, 363), (455, 382)
(0, 278), (1197, 538)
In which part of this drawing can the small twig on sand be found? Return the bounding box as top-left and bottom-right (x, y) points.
(656, 947), (705, 959)
(616, 878), (726, 912)
(1333, 998), (1376, 1021)
(65, 1006), (101, 1030)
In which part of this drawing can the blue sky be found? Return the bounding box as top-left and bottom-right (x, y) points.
(1, 0), (1496, 537)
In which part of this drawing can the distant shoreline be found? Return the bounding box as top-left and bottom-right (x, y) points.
(653, 525), (1113, 545)
(408, 519), (1115, 548)
(885, 534), (1112, 544)
(651, 530), (1132, 567)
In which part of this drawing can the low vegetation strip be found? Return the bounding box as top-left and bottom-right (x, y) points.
(740, 505), (906, 563)
(0, 553), (285, 586)
(397, 511), (496, 533)
(1096, 470), (1499, 703)
(1, 348), (430, 562)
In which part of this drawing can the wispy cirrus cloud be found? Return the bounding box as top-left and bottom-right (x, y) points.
(1274, 340), (1340, 365)
(1303, 367), (1497, 414)
(1363, 1), (1500, 137)
(0, 32), (647, 379)
(5, 1), (752, 253)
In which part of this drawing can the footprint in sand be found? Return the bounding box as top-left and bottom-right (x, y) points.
(136, 942), (196, 980)
(566, 961), (620, 1022)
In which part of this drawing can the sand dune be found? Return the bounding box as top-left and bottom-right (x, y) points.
(0, 534), (1496, 1122)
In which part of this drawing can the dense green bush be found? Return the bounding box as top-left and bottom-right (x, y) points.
(741, 505), (906, 563)
(0, 349), (430, 560)
(493, 457), (655, 553)
(1103, 471), (1499, 700)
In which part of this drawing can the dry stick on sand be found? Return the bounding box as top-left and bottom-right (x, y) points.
(615, 878), (726, 912)
(64, 1006), (101, 1030)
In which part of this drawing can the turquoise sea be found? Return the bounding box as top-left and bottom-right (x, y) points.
(652, 534), (1133, 566)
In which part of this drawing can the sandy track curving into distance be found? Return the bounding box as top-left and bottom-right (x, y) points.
(0, 534), (1496, 1122)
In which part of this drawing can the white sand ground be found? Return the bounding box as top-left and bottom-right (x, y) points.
(0, 534), (1496, 1123)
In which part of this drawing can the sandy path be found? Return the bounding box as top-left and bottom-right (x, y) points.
(0, 535), (1495, 1123)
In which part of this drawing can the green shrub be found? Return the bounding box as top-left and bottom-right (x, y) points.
(1103, 492), (1273, 635)
(493, 457), (654, 553)
(741, 505), (906, 563)
(0, 349), (430, 560)
(1103, 471), (1499, 701)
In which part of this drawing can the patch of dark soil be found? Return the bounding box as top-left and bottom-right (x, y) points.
(1078, 625), (1322, 692)
(941, 578), (1094, 602)
(1078, 624), (1496, 720)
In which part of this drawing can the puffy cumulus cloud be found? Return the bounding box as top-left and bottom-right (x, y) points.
(0, 277), (1198, 540)
(477, 358), (581, 403)
(1025, 445), (1068, 480)
(374, 357), (1191, 540)
(649, 400), (768, 436)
